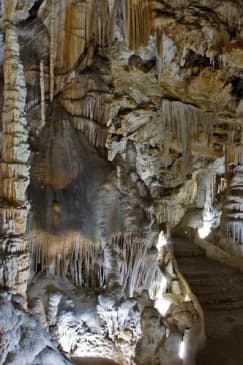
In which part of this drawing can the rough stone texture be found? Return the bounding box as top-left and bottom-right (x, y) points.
(173, 235), (243, 365)
(0, 291), (73, 365)
(0, 1), (30, 296)
(1, 0), (243, 364)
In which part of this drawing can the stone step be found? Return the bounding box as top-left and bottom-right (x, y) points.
(203, 301), (243, 311)
(190, 286), (243, 298)
(172, 236), (243, 317)
(178, 274), (243, 285)
(172, 239), (205, 257)
(175, 256), (240, 275)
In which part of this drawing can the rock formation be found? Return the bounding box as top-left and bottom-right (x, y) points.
(0, 0), (30, 297)
(0, 0), (243, 364)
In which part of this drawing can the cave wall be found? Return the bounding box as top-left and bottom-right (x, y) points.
(0, 0), (243, 364)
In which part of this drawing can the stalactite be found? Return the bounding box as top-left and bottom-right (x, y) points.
(63, 94), (111, 126)
(96, 0), (110, 48)
(216, 2), (240, 30)
(195, 163), (225, 238)
(204, 173), (217, 205)
(157, 202), (184, 228)
(108, 233), (162, 297)
(226, 221), (243, 246)
(30, 230), (166, 298)
(72, 117), (108, 148)
(177, 175), (199, 205)
(49, 0), (55, 102)
(226, 143), (243, 167)
(161, 99), (214, 173)
(123, 0), (152, 51)
(217, 177), (227, 194)
(81, 95), (110, 125)
(41, 0), (112, 89)
(109, 0), (121, 45)
(162, 100), (215, 142)
(29, 231), (105, 288)
(85, 0), (110, 48)
(85, 0), (96, 44)
(40, 59), (46, 130)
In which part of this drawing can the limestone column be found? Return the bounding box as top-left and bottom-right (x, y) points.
(0, 1), (30, 296)
(222, 135), (243, 246)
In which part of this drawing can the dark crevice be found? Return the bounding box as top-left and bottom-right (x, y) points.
(231, 77), (243, 98)
(27, 0), (43, 21)
(184, 49), (221, 70)
(128, 55), (156, 73)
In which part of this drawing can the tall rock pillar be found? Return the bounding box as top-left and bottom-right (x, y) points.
(0, 1), (30, 296)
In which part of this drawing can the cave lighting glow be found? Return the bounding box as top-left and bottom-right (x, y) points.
(198, 204), (220, 239)
(179, 340), (185, 360)
(157, 231), (167, 249)
(198, 222), (211, 239)
(155, 296), (171, 316)
(154, 231), (170, 315)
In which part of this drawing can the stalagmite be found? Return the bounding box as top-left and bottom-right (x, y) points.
(0, 1), (30, 296)
(49, 0), (55, 101)
(40, 59), (46, 130)
(0, 0), (5, 17)
(223, 132), (243, 245)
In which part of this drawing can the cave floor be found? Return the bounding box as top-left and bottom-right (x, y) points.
(196, 323), (243, 365)
(173, 237), (243, 365)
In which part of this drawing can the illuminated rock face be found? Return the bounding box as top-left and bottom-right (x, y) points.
(0, 291), (73, 365)
(1, 0), (243, 364)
